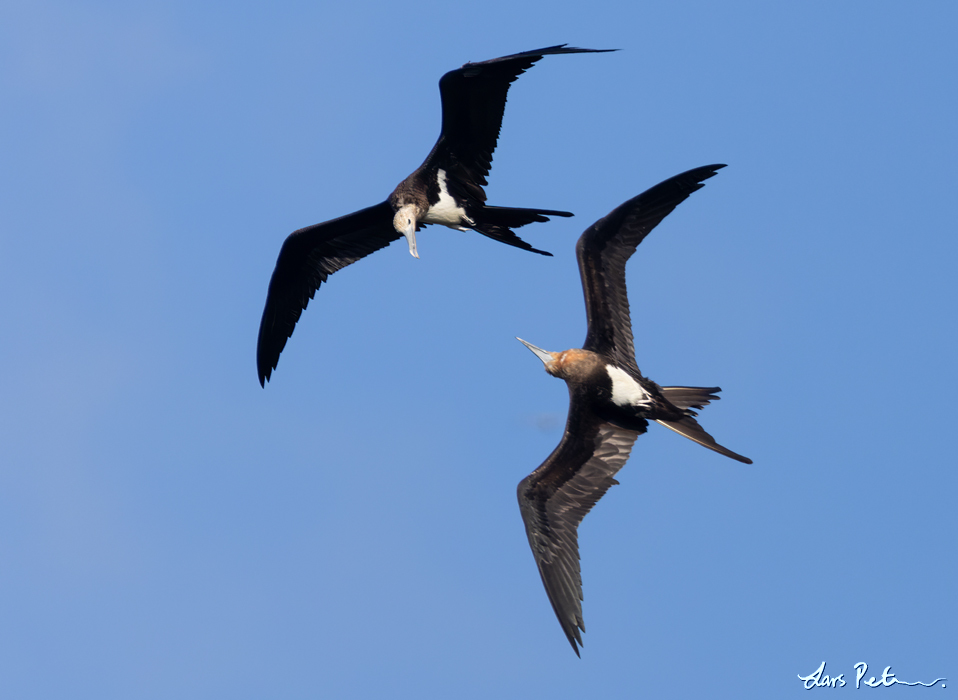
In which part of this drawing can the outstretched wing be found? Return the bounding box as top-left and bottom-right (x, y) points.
(425, 45), (615, 203)
(256, 201), (399, 386)
(578, 164), (726, 371)
(518, 407), (644, 656)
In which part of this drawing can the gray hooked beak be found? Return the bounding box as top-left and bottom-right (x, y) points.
(516, 337), (556, 366)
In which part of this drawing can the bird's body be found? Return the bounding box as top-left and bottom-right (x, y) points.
(516, 164), (752, 656)
(256, 45), (613, 386)
(387, 166), (566, 255)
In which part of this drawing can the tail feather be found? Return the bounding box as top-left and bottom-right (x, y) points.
(660, 386), (722, 412)
(655, 416), (752, 464)
(471, 205), (572, 256)
(480, 205), (574, 227)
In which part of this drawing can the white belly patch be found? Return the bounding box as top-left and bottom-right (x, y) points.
(423, 168), (473, 229)
(606, 365), (653, 408)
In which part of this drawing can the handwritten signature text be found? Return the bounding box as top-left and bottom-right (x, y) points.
(798, 662), (945, 689)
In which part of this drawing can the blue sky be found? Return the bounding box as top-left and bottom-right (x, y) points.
(2, 1), (956, 698)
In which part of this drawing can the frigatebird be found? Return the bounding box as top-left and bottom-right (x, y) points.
(257, 45), (614, 386)
(515, 164), (752, 656)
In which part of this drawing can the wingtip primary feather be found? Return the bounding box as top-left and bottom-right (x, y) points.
(257, 357), (272, 387)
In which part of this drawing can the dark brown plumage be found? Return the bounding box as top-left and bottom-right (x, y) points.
(516, 164), (752, 655)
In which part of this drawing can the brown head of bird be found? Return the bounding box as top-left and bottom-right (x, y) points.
(516, 339), (604, 384)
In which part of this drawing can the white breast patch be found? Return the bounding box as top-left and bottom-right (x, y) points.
(424, 168), (472, 229)
(606, 365), (652, 408)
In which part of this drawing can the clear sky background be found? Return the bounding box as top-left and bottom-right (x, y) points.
(2, 1), (955, 698)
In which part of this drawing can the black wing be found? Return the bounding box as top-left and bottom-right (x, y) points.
(518, 404), (644, 656)
(577, 164), (726, 372)
(256, 201), (399, 386)
(425, 45), (615, 203)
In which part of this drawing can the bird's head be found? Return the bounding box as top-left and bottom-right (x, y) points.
(392, 204), (420, 258)
(517, 338), (600, 383)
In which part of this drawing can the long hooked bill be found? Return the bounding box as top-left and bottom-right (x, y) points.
(402, 229), (419, 259)
(516, 337), (556, 365)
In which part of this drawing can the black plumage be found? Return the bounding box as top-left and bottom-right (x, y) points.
(257, 45), (614, 386)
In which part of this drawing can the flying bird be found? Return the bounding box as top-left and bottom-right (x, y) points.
(257, 45), (614, 386)
(515, 164), (752, 656)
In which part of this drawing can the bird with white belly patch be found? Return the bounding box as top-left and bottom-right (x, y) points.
(256, 45), (615, 386)
(515, 164), (752, 657)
